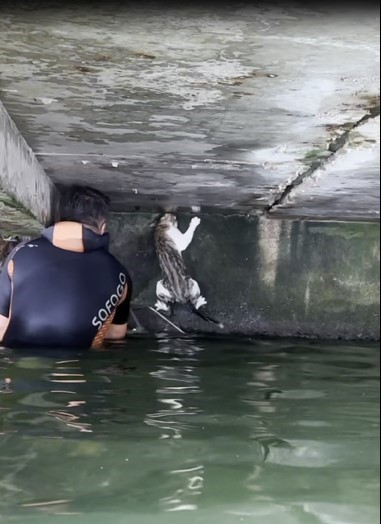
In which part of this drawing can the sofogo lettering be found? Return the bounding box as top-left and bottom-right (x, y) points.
(92, 273), (126, 330)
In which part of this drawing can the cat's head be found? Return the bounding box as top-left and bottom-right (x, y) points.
(158, 213), (178, 228)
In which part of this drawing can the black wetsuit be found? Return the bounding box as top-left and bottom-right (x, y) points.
(0, 222), (132, 349)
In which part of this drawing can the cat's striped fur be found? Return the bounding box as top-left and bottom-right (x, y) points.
(155, 215), (186, 303)
(155, 214), (205, 309)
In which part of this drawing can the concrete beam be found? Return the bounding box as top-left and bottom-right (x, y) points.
(0, 3), (379, 219)
(0, 101), (58, 226)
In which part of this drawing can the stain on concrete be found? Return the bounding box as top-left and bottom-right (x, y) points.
(131, 52), (157, 60)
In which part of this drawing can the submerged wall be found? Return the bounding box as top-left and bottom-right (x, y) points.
(109, 214), (380, 341)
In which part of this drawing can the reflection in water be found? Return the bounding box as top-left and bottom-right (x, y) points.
(47, 359), (92, 434)
(146, 339), (205, 512)
(0, 354), (92, 513)
(0, 340), (379, 523)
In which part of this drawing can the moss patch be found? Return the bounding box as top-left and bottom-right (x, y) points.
(0, 189), (41, 236)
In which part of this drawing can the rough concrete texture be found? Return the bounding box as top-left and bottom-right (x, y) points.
(109, 214), (380, 340)
(271, 114), (381, 221)
(0, 101), (58, 225)
(0, 1), (379, 219)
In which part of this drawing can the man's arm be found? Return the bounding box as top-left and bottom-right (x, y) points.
(105, 272), (133, 340)
(0, 314), (9, 343)
(0, 257), (13, 342)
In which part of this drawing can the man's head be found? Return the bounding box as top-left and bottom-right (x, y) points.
(59, 185), (110, 234)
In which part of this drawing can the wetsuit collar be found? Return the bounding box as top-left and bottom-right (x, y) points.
(42, 222), (110, 253)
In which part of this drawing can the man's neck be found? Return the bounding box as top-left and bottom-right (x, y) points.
(82, 224), (102, 236)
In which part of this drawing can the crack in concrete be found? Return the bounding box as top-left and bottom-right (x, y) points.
(265, 104), (380, 215)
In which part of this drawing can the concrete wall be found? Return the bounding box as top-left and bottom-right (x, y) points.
(0, 211), (378, 340)
(109, 214), (380, 341)
(0, 101), (58, 226)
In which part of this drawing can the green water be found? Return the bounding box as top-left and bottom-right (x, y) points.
(0, 338), (379, 524)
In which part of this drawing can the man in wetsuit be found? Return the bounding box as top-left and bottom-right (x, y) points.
(0, 185), (132, 349)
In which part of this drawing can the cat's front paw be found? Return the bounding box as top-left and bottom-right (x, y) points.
(195, 296), (207, 309)
(155, 301), (170, 313)
(191, 217), (201, 228)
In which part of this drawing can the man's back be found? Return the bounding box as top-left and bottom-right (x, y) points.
(0, 222), (131, 349)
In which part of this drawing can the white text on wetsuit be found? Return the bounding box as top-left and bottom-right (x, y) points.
(92, 273), (127, 330)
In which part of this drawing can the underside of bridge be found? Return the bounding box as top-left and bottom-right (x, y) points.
(0, 0), (380, 339)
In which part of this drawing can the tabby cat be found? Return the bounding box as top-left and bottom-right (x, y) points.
(155, 214), (222, 326)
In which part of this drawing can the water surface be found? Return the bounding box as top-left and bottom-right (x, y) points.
(0, 337), (379, 523)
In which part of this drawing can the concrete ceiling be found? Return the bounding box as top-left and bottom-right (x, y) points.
(0, 1), (379, 219)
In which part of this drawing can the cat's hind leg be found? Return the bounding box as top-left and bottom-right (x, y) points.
(155, 280), (174, 313)
(188, 279), (223, 327)
(188, 279), (207, 310)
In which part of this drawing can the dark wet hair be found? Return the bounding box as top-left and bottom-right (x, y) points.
(59, 185), (110, 229)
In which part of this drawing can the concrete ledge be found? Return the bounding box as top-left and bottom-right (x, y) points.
(0, 101), (58, 226)
(109, 213), (380, 341)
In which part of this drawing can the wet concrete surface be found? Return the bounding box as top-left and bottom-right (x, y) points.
(0, 1), (379, 220)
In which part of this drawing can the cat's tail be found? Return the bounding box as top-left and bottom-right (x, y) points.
(191, 306), (224, 329)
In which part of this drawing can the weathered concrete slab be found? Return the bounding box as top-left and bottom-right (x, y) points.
(0, 1), (379, 219)
(109, 214), (380, 341)
(0, 101), (58, 226)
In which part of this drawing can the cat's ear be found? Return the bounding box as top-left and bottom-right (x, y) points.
(150, 214), (162, 228)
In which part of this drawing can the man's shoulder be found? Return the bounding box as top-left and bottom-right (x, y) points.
(100, 250), (129, 276)
(11, 237), (48, 258)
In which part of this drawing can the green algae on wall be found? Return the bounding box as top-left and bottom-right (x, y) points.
(0, 189), (41, 236)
